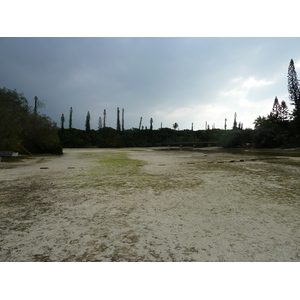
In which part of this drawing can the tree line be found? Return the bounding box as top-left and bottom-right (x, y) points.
(59, 59), (300, 149)
(2, 59), (300, 154)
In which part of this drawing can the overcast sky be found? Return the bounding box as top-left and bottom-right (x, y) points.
(1, 37), (300, 130)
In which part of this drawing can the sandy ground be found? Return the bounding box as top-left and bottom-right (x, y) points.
(0, 147), (300, 262)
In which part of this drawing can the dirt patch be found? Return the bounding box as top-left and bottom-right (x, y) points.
(1, 148), (300, 261)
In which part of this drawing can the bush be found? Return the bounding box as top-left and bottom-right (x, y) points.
(219, 129), (254, 148)
(0, 87), (62, 154)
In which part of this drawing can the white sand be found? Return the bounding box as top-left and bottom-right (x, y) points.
(0, 147), (300, 261)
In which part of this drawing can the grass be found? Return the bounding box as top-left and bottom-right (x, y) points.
(67, 150), (203, 193)
(65, 148), (300, 205)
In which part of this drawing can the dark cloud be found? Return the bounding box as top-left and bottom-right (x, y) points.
(1, 37), (300, 130)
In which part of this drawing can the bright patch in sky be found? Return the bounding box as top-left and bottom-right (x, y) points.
(242, 77), (274, 88)
(220, 89), (246, 98)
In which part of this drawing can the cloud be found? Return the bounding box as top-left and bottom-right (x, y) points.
(221, 76), (275, 98)
(294, 60), (300, 69)
(242, 77), (274, 88)
(220, 89), (246, 98)
(238, 98), (256, 108)
(219, 76), (275, 106)
(231, 77), (243, 83)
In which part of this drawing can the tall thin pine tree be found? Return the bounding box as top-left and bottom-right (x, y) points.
(288, 59), (300, 120)
(34, 96), (38, 116)
(69, 107), (73, 129)
(233, 112), (237, 129)
(116, 107), (121, 131)
(85, 111), (91, 132)
(61, 113), (65, 130)
(103, 109), (106, 128)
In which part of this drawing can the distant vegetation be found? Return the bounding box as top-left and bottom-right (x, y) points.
(2, 59), (300, 154)
(59, 59), (300, 149)
(58, 126), (227, 148)
(0, 87), (63, 154)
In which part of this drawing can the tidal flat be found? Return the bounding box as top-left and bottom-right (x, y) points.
(0, 147), (300, 261)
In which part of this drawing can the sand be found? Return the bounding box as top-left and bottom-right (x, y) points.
(0, 147), (300, 262)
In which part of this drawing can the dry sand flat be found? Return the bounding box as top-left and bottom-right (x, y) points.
(0, 147), (300, 262)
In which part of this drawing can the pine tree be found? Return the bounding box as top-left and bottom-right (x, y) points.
(122, 108), (124, 131)
(116, 107), (121, 131)
(98, 116), (102, 130)
(85, 111), (91, 132)
(233, 112), (237, 129)
(34, 96), (38, 116)
(280, 100), (289, 121)
(33, 96), (44, 116)
(69, 107), (73, 129)
(287, 59), (300, 120)
(269, 97), (289, 123)
(61, 114), (65, 130)
(103, 109), (106, 128)
(271, 96), (280, 119)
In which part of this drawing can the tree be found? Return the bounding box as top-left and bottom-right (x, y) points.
(85, 111), (91, 132)
(0, 88), (30, 150)
(271, 96), (280, 120)
(139, 117), (142, 130)
(0, 87), (62, 154)
(280, 100), (289, 121)
(122, 108), (125, 131)
(61, 113), (65, 130)
(173, 122), (178, 130)
(288, 59), (300, 121)
(269, 97), (289, 122)
(150, 118), (153, 131)
(224, 118), (227, 130)
(69, 107), (73, 129)
(254, 116), (268, 129)
(33, 96), (44, 116)
(116, 107), (121, 131)
(103, 109), (106, 128)
(34, 96), (38, 116)
(23, 114), (63, 154)
(233, 112), (237, 129)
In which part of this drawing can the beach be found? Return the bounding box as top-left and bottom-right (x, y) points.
(0, 147), (300, 262)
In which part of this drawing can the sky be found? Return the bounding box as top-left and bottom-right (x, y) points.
(1, 37), (300, 131)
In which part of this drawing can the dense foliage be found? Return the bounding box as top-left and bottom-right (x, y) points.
(0, 87), (63, 154)
(58, 127), (227, 148)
